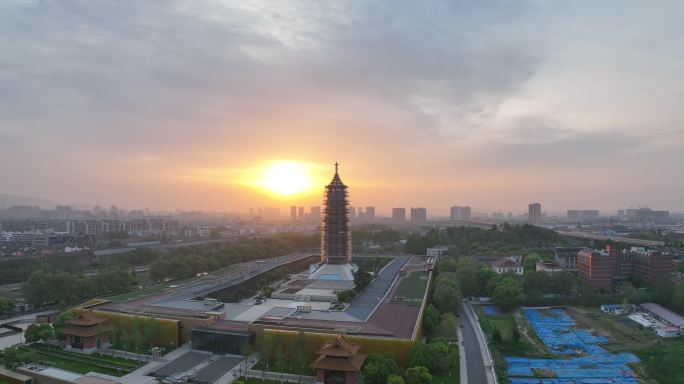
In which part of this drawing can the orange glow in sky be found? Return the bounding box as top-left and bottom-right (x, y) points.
(253, 160), (322, 198)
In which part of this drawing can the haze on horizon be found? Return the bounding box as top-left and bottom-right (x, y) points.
(1, 1), (683, 215)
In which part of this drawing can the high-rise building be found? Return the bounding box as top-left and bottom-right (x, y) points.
(298, 206), (304, 220)
(264, 207), (280, 217)
(392, 208), (406, 222)
(625, 208), (670, 224)
(321, 163), (351, 265)
(528, 203), (542, 225)
(310, 206), (321, 222)
(450, 206), (471, 221)
(290, 206), (297, 221)
(365, 206), (375, 221)
(410, 208), (427, 224)
(349, 206), (357, 220)
(567, 210), (600, 223)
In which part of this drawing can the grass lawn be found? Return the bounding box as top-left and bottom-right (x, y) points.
(476, 309), (552, 384)
(431, 372), (459, 384)
(31, 344), (142, 368)
(392, 271), (429, 305)
(251, 360), (314, 376)
(633, 339), (684, 384)
(8, 348), (131, 377)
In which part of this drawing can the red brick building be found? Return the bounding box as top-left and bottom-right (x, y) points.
(577, 250), (615, 290)
(578, 248), (673, 290)
(617, 250), (672, 284)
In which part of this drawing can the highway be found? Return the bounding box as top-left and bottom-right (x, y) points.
(555, 230), (665, 247)
(153, 252), (316, 303)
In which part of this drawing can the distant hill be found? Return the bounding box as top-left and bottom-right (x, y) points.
(0, 193), (61, 209)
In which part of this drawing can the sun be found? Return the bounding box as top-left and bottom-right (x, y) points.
(255, 161), (317, 197)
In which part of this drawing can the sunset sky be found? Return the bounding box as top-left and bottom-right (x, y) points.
(1, 1), (683, 215)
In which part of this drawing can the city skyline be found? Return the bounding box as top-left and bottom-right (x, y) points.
(2, 1), (684, 212)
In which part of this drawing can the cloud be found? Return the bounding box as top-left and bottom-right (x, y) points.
(470, 115), (643, 167)
(0, 1), (683, 211)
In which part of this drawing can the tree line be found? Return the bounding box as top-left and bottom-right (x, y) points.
(149, 234), (318, 281)
(22, 265), (138, 307)
(405, 224), (569, 257)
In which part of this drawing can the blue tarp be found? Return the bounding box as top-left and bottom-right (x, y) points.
(504, 308), (640, 384)
(483, 305), (501, 315)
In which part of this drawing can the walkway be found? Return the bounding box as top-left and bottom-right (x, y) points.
(346, 256), (410, 320)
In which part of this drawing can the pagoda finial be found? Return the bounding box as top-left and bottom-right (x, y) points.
(335, 162), (339, 173)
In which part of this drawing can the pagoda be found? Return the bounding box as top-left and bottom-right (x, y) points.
(321, 162), (352, 265)
(311, 335), (367, 384)
(62, 310), (113, 354)
(310, 163), (355, 281)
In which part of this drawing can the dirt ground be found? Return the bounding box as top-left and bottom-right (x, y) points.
(567, 307), (659, 352)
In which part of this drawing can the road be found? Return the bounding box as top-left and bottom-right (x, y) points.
(459, 302), (488, 384)
(152, 252), (316, 303)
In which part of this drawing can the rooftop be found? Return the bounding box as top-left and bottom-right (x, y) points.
(493, 257), (522, 268)
(640, 303), (684, 327)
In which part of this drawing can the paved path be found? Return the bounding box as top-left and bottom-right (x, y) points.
(459, 302), (497, 384)
(246, 369), (315, 384)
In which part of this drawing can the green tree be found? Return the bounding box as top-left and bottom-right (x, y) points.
(492, 327), (503, 343)
(2, 348), (25, 369)
(453, 258), (480, 297)
(433, 313), (457, 340)
(432, 273), (462, 313)
(523, 253), (541, 274)
(25, 323), (42, 343)
(257, 332), (274, 367)
(671, 281), (684, 313)
(387, 374), (405, 384)
(273, 346), (287, 381)
(422, 304), (440, 336)
(354, 267), (373, 292)
(428, 341), (450, 375)
(0, 297), (15, 314)
(362, 362), (388, 384)
(337, 290), (356, 303)
(240, 343), (253, 373)
(409, 342), (431, 368)
(293, 330), (310, 371)
(405, 366), (432, 384)
(53, 310), (76, 339)
(492, 277), (523, 311)
(362, 354), (398, 384)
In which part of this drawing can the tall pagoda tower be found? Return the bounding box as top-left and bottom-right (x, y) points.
(321, 162), (352, 265)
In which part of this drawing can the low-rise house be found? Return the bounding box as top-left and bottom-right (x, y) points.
(491, 257), (523, 275)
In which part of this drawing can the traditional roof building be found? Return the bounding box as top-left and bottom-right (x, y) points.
(312, 335), (367, 384)
(62, 310), (113, 354)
